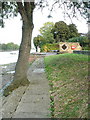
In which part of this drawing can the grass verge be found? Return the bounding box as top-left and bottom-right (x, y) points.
(44, 53), (89, 118)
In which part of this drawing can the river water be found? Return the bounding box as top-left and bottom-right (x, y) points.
(0, 51), (19, 95)
(0, 51), (19, 65)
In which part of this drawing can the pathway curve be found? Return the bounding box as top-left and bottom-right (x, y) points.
(12, 58), (50, 118)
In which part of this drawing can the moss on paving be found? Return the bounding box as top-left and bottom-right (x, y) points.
(3, 78), (30, 97)
(44, 53), (89, 118)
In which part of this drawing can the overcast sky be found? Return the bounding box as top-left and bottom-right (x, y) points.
(0, 7), (88, 45)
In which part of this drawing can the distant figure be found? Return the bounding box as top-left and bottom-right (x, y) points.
(37, 46), (40, 53)
(30, 47), (36, 53)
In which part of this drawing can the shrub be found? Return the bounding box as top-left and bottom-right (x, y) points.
(68, 36), (89, 50)
(41, 43), (59, 52)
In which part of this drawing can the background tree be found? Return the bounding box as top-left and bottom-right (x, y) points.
(68, 36), (89, 50)
(2, 43), (7, 50)
(0, 1), (89, 95)
(68, 24), (80, 38)
(0, 42), (19, 51)
(52, 21), (70, 42)
(33, 35), (44, 52)
(6, 42), (19, 50)
(39, 22), (55, 44)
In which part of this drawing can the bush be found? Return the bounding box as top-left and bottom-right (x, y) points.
(83, 45), (90, 50)
(41, 43), (59, 52)
(68, 36), (89, 50)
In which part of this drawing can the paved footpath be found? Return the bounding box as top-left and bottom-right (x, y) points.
(12, 58), (50, 118)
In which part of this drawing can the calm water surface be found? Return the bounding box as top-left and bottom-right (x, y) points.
(0, 51), (19, 65)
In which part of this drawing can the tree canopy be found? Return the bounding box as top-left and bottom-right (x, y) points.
(52, 22), (80, 42)
(68, 24), (80, 38)
(51, 21), (70, 42)
(33, 20), (86, 49)
(0, 1), (89, 28)
(33, 21), (82, 51)
(39, 22), (55, 43)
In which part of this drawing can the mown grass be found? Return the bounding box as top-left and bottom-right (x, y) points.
(44, 53), (89, 118)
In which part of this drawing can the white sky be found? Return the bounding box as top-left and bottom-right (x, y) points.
(0, 7), (88, 45)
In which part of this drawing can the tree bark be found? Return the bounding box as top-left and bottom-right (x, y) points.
(4, 2), (35, 96)
(13, 21), (33, 85)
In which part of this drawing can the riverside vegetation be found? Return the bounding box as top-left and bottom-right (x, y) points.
(45, 53), (89, 118)
(0, 42), (19, 51)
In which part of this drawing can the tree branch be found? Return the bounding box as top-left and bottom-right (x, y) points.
(24, 2), (30, 13)
(17, 2), (27, 21)
(24, 2), (35, 24)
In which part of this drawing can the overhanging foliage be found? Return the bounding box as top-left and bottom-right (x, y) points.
(0, 0), (89, 27)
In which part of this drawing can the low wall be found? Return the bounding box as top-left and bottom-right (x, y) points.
(73, 50), (90, 55)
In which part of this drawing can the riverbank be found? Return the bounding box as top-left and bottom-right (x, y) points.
(1, 63), (16, 87)
(0, 53), (46, 96)
(0, 63), (16, 96)
(0, 53), (55, 97)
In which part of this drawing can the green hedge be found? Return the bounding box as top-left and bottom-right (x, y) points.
(68, 36), (89, 50)
(41, 43), (59, 52)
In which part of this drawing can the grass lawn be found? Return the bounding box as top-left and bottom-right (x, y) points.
(44, 53), (89, 118)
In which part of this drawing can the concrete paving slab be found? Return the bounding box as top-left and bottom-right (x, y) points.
(14, 102), (49, 113)
(2, 86), (27, 118)
(13, 112), (49, 118)
(33, 68), (45, 73)
(24, 84), (50, 95)
(21, 94), (50, 103)
(13, 58), (50, 118)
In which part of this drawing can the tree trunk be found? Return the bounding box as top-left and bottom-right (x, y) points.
(3, 2), (35, 96)
(4, 21), (33, 96)
(13, 21), (33, 84)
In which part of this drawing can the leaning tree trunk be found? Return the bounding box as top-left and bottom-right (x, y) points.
(13, 21), (33, 86)
(4, 2), (35, 96)
(4, 21), (33, 96)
